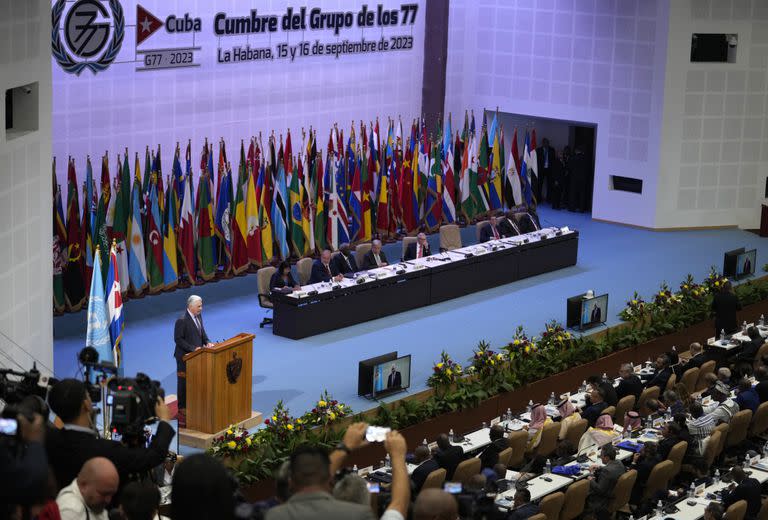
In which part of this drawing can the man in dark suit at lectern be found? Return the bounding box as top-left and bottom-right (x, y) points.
(387, 365), (402, 389)
(174, 295), (213, 428)
(590, 304), (602, 324)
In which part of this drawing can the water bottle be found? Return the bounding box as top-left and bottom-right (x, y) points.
(743, 321), (748, 333)
(448, 428), (454, 443)
(656, 500), (664, 517)
(760, 314), (765, 327)
(602, 372), (608, 381)
(720, 329), (726, 342)
(384, 454), (391, 469)
(545, 459), (551, 474)
(549, 392), (556, 405)
(580, 380), (587, 392)
(763, 441), (768, 459)
(527, 400), (533, 413)
(688, 482), (695, 498)
(506, 408), (512, 422)
(353, 464), (358, 473)
(714, 469), (720, 484)
(482, 421), (487, 430)
(422, 438), (428, 447)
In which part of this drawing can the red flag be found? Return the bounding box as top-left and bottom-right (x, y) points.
(136, 4), (163, 46)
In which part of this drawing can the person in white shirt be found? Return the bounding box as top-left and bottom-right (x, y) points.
(56, 457), (119, 520)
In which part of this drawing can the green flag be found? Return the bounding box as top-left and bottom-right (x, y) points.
(53, 160), (67, 313)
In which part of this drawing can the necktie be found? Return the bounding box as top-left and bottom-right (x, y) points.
(195, 315), (202, 332)
(375, 253), (381, 266)
(493, 226), (499, 239)
(417, 245), (422, 258)
(324, 263), (331, 276)
(345, 256), (352, 270)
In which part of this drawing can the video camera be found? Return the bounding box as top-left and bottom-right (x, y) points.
(106, 373), (164, 437)
(0, 363), (55, 421)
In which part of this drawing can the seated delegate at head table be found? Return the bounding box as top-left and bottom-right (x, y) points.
(514, 205), (541, 234)
(497, 211), (521, 237)
(332, 243), (358, 275)
(360, 239), (389, 270)
(270, 261), (300, 291)
(404, 233), (431, 260)
(308, 248), (344, 284)
(479, 216), (504, 243)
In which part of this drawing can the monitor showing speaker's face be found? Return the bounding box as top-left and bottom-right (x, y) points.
(581, 294), (608, 328)
(736, 249), (756, 278)
(373, 355), (411, 396)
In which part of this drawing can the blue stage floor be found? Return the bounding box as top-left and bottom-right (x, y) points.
(53, 208), (768, 425)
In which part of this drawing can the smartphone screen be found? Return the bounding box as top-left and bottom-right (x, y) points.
(367, 482), (380, 493)
(0, 418), (18, 436)
(365, 426), (391, 443)
(443, 482), (462, 494)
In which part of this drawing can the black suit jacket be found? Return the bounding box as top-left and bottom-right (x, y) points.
(270, 271), (298, 290)
(332, 253), (358, 275)
(497, 218), (520, 237)
(404, 242), (431, 261)
(582, 401), (608, 427)
(712, 292), (742, 335)
(590, 306), (602, 323)
(515, 213), (540, 234)
(755, 380), (768, 403)
(616, 375), (643, 402)
(585, 382), (618, 407)
(479, 438), (507, 469)
(645, 367), (672, 391)
(434, 445), (464, 480)
(308, 260), (338, 284)
(479, 225), (502, 243)
(507, 502), (540, 520)
(411, 458), (440, 493)
(387, 371), (402, 389)
(722, 477), (761, 519)
(174, 312), (209, 364)
(361, 249), (389, 270)
(46, 422), (175, 491)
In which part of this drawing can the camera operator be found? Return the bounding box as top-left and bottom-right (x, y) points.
(0, 412), (48, 516)
(46, 378), (175, 490)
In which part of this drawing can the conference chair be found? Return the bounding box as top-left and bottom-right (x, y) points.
(257, 266), (277, 328)
(439, 224), (462, 251)
(539, 491), (565, 520)
(725, 409), (753, 450)
(613, 395), (636, 427)
(601, 406), (616, 419)
(421, 468), (447, 490)
(637, 386), (660, 416)
(607, 469), (637, 517)
(667, 440), (688, 480)
(695, 360), (716, 392)
(755, 343), (768, 372)
(713, 423), (729, 462)
(703, 430), (723, 469)
(725, 500), (748, 520)
(664, 373), (677, 392)
(528, 514), (546, 520)
(475, 220), (490, 243)
(506, 430), (528, 469)
(296, 257), (313, 285)
(642, 460), (673, 501)
(452, 458), (481, 485)
(750, 401), (768, 438)
(564, 418), (588, 447)
(498, 447), (514, 467)
(533, 421), (560, 459)
(680, 367), (699, 394)
(355, 242), (372, 265)
(559, 479), (589, 520)
(757, 496), (768, 520)
(401, 236), (417, 261)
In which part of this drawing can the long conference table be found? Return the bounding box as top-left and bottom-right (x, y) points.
(271, 226), (579, 339)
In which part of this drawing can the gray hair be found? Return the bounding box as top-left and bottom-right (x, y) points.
(332, 474), (370, 506)
(718, 367), (731, 379)
(620, 363), (633, 372)
(186, 295), (202, 307)
(372, 239), (382, 247)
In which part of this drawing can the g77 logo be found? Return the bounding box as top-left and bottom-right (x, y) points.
(52, 0), (125, 75)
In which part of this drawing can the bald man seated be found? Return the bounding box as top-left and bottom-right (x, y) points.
(413, 489), (459, 520)
(56, 457), (119, 520)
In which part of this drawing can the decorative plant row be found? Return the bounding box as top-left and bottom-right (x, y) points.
(210, 269), (768, 484)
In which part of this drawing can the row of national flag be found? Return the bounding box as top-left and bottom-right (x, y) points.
(52, 110), (540, 313)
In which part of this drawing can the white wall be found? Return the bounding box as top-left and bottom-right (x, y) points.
(0, 0), (54, 374)
(656, 0), (768, 229)
(445, 0), (671, 228)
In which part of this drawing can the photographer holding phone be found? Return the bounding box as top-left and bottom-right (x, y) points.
(0, 412), (49, 517)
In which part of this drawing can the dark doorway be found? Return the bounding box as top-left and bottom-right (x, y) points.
(491, 111), (597, 215)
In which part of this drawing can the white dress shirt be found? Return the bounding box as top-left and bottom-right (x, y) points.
(57, 479), (109, 520)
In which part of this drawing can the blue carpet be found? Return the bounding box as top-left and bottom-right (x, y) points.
(53, 208), (768, 426)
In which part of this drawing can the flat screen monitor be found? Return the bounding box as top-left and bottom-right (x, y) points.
(372, 355), (411, 397)
(358, 351), (397, 397)
(580, 294), (608, 329)
(735, 249), (756, 279)
(723, 247), (746, 278)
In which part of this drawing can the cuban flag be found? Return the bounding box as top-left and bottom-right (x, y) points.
(85, 249), (111, 364)
(106, 242), (125, 371)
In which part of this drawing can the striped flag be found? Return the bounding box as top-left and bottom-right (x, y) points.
(106, 241), (124, 371)
(128, 157), (148, 296)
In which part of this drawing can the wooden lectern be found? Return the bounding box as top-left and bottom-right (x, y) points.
(183, 333), (255, 434)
